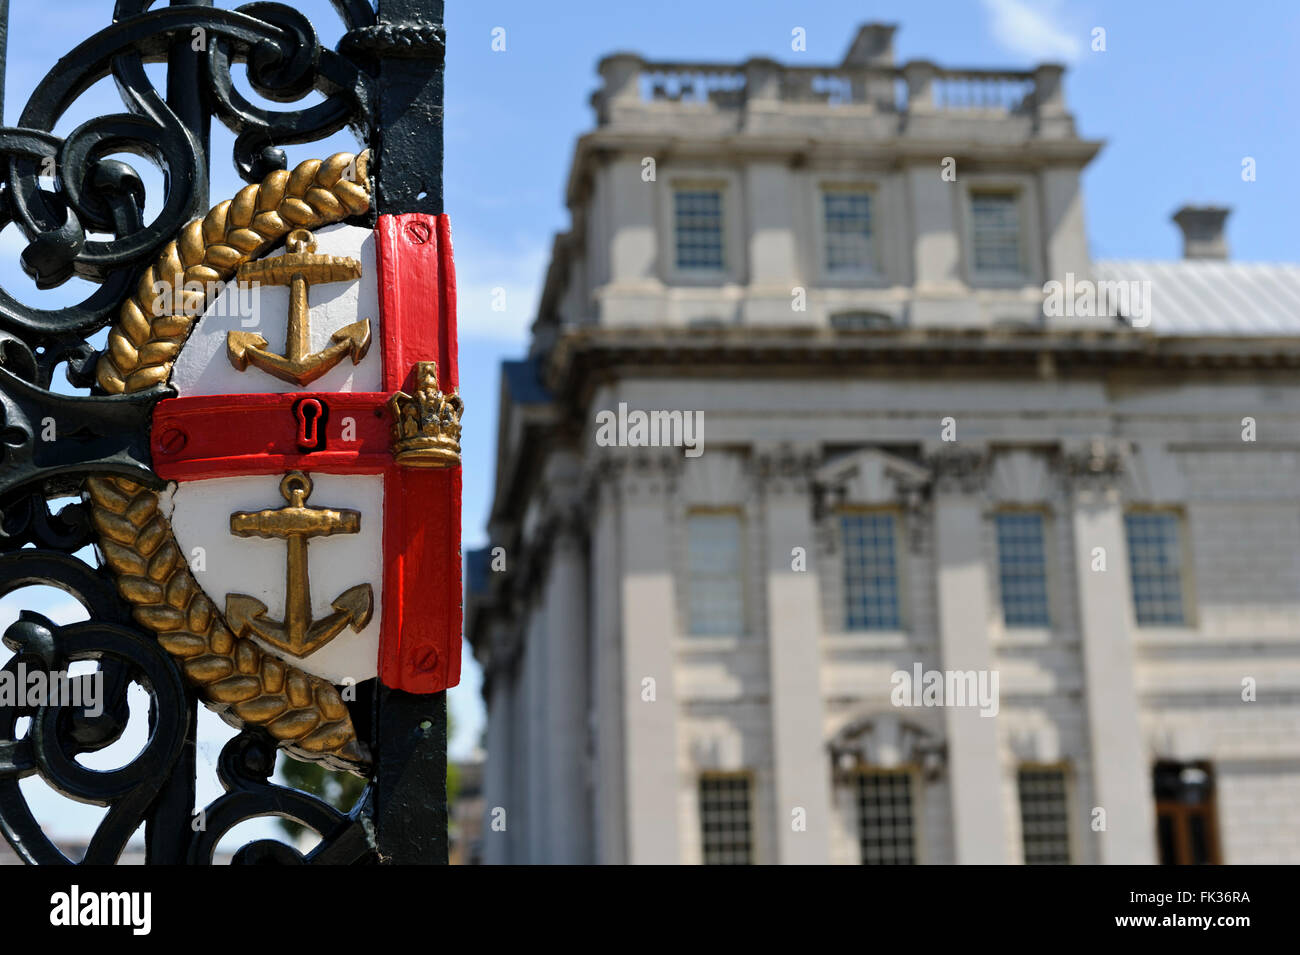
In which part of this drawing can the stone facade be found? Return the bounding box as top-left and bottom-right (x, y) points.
(466, 24), (1300, 864)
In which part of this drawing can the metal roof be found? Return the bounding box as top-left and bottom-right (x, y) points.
(465, 546), (491, 598)
(1095, 260), (1300, 336)
(501, 357), (553, 405)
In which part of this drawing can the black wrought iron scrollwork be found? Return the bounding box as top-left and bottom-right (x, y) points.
(207, 3), (375, 182)
(4, 1), (375, 327)
(0, 491), (94, 552)
(0, 551), (184, 864)
(0, 0), (394, 865)
(0, 553), (374, 865)
(188, 731), (373, 865)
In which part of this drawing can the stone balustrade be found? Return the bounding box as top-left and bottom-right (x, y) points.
(594, 54), (1070, 137)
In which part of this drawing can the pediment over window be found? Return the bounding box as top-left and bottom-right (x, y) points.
(828, 712), (946, 781)
(815, 448), (929, 507)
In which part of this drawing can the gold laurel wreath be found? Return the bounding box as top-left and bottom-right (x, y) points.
(86, 152), (372, 771)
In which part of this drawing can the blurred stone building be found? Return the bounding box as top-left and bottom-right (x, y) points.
(449, 753), (485, 865)
(465, 24), (1300, 864)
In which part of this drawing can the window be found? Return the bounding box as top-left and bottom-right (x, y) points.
(1124, 512), (1187, 625)
(970, 191), (1021, 275)
(674, 188), (724, 270)
(823, 189), (874, 273)
(1018, 767), (1072, 864)
(842, 512), (901, 630)
(855, 770), (916, 865)
(686, 511), (744, 635)
(996, 512), (1050, 627)
(1154, 762), (1221, 865)
(699, 773), (753, 864)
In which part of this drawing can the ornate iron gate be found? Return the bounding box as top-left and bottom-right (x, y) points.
(0, 0), (450, 865)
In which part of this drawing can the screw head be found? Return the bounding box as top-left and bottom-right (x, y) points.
(405, 221), (431, 245)
(157, 427), (187, 455)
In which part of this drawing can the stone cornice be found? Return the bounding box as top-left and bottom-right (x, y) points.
(545, 326), (1300, 400)
(566, 129), (1104, 206)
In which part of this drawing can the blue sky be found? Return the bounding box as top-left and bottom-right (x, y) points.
(0, 0), (1296, 843)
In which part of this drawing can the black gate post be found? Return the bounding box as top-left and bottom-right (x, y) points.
(367, 0), (450, 865)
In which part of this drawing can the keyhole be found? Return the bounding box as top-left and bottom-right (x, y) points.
(295, 398), (324, 450)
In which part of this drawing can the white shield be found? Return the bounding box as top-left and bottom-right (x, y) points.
(162, 224), (386, 684)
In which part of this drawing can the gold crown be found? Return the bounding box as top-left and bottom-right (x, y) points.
(389, 361), (464, 468)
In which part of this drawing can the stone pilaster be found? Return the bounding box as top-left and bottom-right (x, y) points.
(585, 460), (627, 863)
(538, 453), (592, 863)
(927, 446), (1007, 863)
(614, 450), (683, 864)
(507, 599), (530, 865)
(755, 444), (834, 864)
(521, 587), (548, 863)
(481, 621), (515, 865)
(1060, 438), (1155, 864)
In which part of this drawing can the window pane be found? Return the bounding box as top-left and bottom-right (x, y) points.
(996, 512), (1050, 627)
(674, 189), (724, 270)
(1018, 768), (1071, 864)
(699, 774), (752, 864)
(971, 192), (1020, 274)
(856, 771), (915, 865)
(842, 513), (900, 630)
(687, 512), (744, 635)
(824, 190), (873, 273)
(1124, 513), (1186, 625)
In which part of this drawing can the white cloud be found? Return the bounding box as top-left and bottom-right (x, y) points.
(982, 0), (1084, 63)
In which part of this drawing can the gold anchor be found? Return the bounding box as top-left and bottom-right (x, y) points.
(224, 471), (374, 659)
(226, 228), (372, 386)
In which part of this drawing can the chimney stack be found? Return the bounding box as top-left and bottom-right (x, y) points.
(842, 23), (897, 66)
(1172, 205), (1230, 260)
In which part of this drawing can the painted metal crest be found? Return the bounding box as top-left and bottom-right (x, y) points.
(88, 151), (462, 771)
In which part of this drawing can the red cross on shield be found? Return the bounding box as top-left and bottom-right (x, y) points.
(147, 214), (462, 695)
